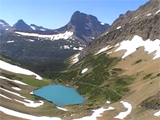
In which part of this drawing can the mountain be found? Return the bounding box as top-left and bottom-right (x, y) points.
(57, 11), (110, 44)
(13, 19), (33, 32)
(80, 0), (160, 58)
(0, 0), (160, 120)
(9, 11), (110, 45)
(0, 11), (109, 65)
(0, 19), (11, 30)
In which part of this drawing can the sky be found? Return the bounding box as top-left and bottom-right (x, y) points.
(0, 0), (149, 29)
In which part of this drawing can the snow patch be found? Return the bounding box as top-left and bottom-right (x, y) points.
(114, 35), (160, 59)
(40, 29), (46, 31)
(106, 101), (110, 104)
(63, 45), (70, 49)
(71, 53), (80, 64)
(5, 28), (9, 30)
(117, 26), (122, 29)
(56, 106), (67, 111)
(12, 87), (21, 91)
(147, 13), (152, 16)
(0, 106), (62, 120)
(154, 110), (160, 116)
(95, 46), (112, 55)
(30, 26), (36, 31)
(0, 94), (12, 100)
(26, 39), (34, 42)
(101, 22), (105, 25)
(73, 47), (83, 51)
(14, 99), (44, 108)
(85, 27), (90, 30)
(0, 105), (114, 120)
(107, 52), (112, 54)
(156, 9), (160, 14)
(0, 87), (26, 98)
(0, 60), (42, 80)
(114, 101), (132, 119)
(0, 76), (28, 85)
(73, 107), (114, 120)
(0, 21), (4, 25)
(81, 68), (88, 74)
(7, 40), (14, 43)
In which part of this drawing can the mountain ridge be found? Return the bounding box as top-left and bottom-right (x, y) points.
(79, 0), (160, 58)
(0, 11), (110, 45)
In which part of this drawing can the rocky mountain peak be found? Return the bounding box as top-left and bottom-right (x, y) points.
(13, 19), (32, 32)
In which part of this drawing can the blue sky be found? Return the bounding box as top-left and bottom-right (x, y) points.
(0, 0), (149, 29)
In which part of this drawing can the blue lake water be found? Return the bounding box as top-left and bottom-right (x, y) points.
(33, 85), (85, 107)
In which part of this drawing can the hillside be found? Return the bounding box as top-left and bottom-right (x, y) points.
(0, 0), (160, 120)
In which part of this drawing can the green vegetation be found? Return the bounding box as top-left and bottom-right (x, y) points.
(143, 73), (152, 80)
(141, 94), (160, 110)
(51, 53), (135, 103)
(0, 52), (136, 118)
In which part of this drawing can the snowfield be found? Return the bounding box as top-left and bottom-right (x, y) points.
(0, 60), (42, 80)
(81, 68), (88, 74)
(15, 31), (73, 40)
(0, 76), (28, 85)
(114, 101), (132, 119)
(115, 35), (160, 59)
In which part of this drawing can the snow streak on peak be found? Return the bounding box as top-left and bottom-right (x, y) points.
(30, 26), (36, 30)
(101, 22), (105, 25)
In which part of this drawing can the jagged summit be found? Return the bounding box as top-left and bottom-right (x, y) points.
(57, 11), (110, 44)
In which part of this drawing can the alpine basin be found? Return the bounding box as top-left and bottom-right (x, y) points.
(33, 85), (85, 107)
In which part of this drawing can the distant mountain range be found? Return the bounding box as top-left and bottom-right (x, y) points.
(0, 11), (110, 44)
(0, 11), (110, 66)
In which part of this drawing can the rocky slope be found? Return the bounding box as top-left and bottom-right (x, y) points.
(80, 0), (160, 58)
